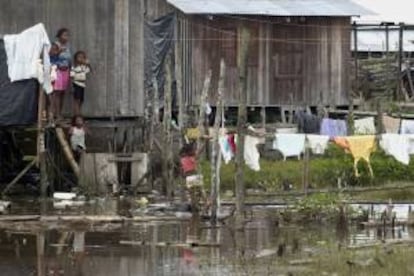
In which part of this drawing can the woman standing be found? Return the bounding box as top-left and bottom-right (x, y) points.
(51, 28), (71, 121)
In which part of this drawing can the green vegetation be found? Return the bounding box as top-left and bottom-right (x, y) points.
(201, 144), (414, 201)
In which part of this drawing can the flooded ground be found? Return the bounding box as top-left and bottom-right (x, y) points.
(1, 200), (414, 275)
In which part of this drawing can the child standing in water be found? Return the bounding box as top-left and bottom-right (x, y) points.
(69, 115), (86, 163)
(179, 141), (211, 213)
(70, 51), (91, 115)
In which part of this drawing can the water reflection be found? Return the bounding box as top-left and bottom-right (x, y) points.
(0, 205), (413, 275)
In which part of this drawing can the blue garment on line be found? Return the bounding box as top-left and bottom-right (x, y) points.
(320, 118), (347, 137)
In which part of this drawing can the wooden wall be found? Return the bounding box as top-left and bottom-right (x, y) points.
(187, 16), (351, 107)
(0, 0), (145, 117)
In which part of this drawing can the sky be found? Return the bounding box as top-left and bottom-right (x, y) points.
(354, 0), (414, 23)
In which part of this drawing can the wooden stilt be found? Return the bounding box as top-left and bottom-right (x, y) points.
(37, 83), (48, 198)
(163, 57), (174, 200)
(175, 13), (184, 146)
(211, 59), (225, 224)
(302, 141), (310, 196)
(235, 25), (251, 219)
(196, 70), (212, 154)
(36, 232), (45, 276)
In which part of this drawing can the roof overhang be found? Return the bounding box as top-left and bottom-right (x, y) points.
(167, 0), (374, 17)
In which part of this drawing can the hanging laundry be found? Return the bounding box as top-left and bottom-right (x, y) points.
(345, 136), (376, 177)
(400, 120), (414, 134)
(219, 135), (233, 164)
(380, 134), (410, 165)
(4, 23), (52, 93)
(228, 134), (237, 154)
(244, 135), (261, 171)
(320, 118), (347, 137)
(306, 135), (330, 155)
(273, 134), (306, 161)
(383, 115), (401, 134)
(333, 137), (350, 152)
(354, 117), (376, 135)
(186, 128), (201, 140)
(406, 135), (414, 154)
(296, 110), (321, 134)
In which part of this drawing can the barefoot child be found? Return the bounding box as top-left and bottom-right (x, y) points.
(70, 51), (91, 115)
(69, 115), (86, 163)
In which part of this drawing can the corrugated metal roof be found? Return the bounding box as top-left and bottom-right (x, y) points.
(167, 0), (373, 16)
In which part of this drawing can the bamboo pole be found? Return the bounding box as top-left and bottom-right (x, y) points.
(163, 57), (173, 200)
(56, 128), (80, 177)
(235, 25), (251, 218)
(211, 59), (225, 224)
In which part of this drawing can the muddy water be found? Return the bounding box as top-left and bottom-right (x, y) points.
(0, 201), (413, 276)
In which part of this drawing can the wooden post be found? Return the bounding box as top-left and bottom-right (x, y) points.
(211, 59), (225, 224)
(36, 232), (45, 276)
(349, 22), (357, 134)
(385, 24), (391, 99)
(196, 70), (212, 155)
(163, 57), (174, 200)
(353, 22), (359, 99)
(261, 107), (266, 129)
(302, 140), (310, 196)
(376, 99), (384, 134)
(398, 23), (404, 100)
(175, 13), (184, 145)
(37, 85), (48, 198)
(149, 77), (159, 151)
(235, 25), (251, 218)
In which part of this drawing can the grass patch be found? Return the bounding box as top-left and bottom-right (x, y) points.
(200, 145), (414, 201)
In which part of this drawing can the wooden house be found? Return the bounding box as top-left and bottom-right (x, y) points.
(0, 0), (370, 118)
(0, 0), (145, 118)
(156, 0), (371, 108)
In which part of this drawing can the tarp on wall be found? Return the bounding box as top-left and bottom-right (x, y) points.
(0, 39), (38, 126)
(144, 13), (176, 107)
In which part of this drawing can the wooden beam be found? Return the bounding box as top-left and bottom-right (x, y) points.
(2, 158), (37, 196)
(56, 128), (80, 178)
(235, 25), (251, 218)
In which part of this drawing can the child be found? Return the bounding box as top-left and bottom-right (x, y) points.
(70, 51), (91, 116)
(53, 28), (72, 121)
(179, 141), (211, 213)
(48, 43), (62, 122)
(49, 43), (61, 82)
(69, 115), (86, 163)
